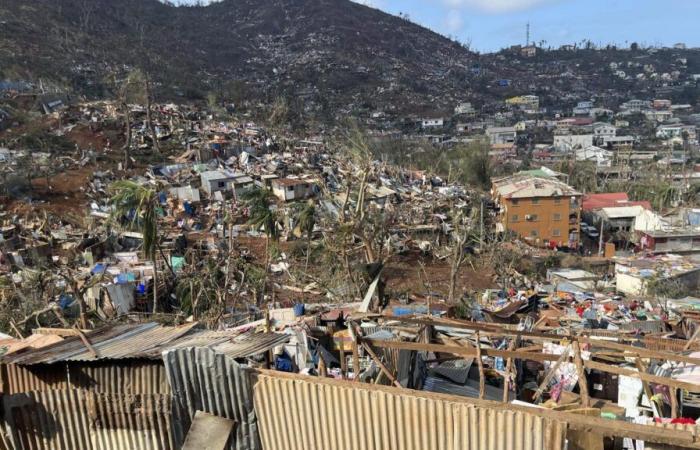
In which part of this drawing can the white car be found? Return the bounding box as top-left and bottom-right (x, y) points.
(586, 230), (600, 239)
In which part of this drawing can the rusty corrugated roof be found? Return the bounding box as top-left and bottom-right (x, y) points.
(1, 322), (288, 365)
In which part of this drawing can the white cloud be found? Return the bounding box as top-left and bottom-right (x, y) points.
(444, 10), (464, 33)
(443, 0), (561, 14)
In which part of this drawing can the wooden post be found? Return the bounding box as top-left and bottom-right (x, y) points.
(671, 387), (679, 419)
(339, 346), (347, 380)
(352, 340), (361, 381)
(318, 355), (327, 377)
(475, 331), (485, 400)
(502, 337), (519, 403)
(573, 341), (590, 408)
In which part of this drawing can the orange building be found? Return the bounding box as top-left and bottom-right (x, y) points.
(492, 175), (582, 248)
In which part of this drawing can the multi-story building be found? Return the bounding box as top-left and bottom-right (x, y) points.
(492, 175), (582, 248)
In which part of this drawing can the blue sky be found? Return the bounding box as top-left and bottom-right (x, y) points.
(170, 0), (700, 52)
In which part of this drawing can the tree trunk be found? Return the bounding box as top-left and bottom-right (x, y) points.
(152, 254), (158, 314)
(305, 232), (312, 273)
(122, 103), (131, 169)
(145, 77), (161, 155)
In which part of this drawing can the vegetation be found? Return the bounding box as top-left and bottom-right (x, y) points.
(109, 180), (161, 312)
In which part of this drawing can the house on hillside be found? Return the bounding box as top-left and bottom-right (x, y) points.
(200, 170), (253, 197)
(492, 175), (582, 248)
(271, 178), (314, 202)
(486, 126), (516, 145)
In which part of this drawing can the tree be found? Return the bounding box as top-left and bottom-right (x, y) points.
(297, 200), (316, 272)
(109, 181), (161, 312)
(448, 209), (477, 303)
(242, 186), (280, 276)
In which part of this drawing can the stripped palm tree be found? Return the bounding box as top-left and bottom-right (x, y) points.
(242, 186), (279, 272)
(109, 180), (160, 313)
(297, 201), (316, 272)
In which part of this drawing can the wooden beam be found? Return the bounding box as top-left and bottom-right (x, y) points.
(364, 338), (562, 363)
(534, 345), (570, 402)
(364, 338), (700, 392)
(685, 326), (700, 351)
(73, 326), (98, 359)
(635, 358), (659, 418)
(580, 337), (700, 366)
(361, 342), (403, 389)
(572, 341), (590, 408)
(585, 360), (700, 392)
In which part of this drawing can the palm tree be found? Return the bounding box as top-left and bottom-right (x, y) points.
(297, 201), (316, 272)
(241, 187), (279, 271)
(109, 180), (160, 312)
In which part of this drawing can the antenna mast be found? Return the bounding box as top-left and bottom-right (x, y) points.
(526, 22), (530, 46)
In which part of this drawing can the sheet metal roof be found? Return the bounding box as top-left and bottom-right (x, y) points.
(2, 322), (289, 365)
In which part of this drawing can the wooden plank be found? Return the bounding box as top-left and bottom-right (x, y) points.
(581, 337), (700, 366)
(73, 326), (98, 358)
(182, 411), (236, 450)
(573, 341), (590, 408)
(364, 338), (700, 392)
(534, 345), (570, 402)
(363, 338), (562, 363)
(585, 360), (700, 392)
(361, 342), (403, 389)
(635, 358), (660, 418)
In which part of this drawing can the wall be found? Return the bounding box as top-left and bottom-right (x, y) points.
(503, 196), (580, 247)
(253, 372), (567, 450)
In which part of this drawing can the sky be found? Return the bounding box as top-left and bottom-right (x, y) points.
(168, 0), (700, 52)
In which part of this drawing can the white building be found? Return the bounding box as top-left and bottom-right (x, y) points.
(200, 170), (253, 197)
(421, 118), (444, 129)
(485, 126), (517, 145)
(271, 178), (314, 202)
(553, 134), (594, 151)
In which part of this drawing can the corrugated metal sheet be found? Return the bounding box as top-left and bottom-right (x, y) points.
(212, 333), (290, 359)
(163, 347), (261, 450)
(68, 361), (170, 394)
(253, 373), (565, 450)
(2, 324), (285, 365)
(2, 361), (168, 395)
(2, 390), (175, 450)
(1, 363), (69, 394)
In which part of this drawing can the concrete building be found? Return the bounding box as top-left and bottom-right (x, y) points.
(492, 175), (582, 248)
(271, 178), (313, 202)
(553, 134), (594, 151)
(200, 170), (252, 197)
(486, 126), (517, 145)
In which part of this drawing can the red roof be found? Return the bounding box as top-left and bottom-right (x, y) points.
(583, 193), (651, 211)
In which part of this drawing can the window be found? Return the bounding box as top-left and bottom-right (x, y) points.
(530, 230), (538, 237)
(512, 199), (519, 206)
(287, 186), (294, 191)
(532, 198), (540, 205)
(511, 214), (519, 222)
(554, 198), (561, 204)
(218, 181), (226, 188)
(552, 229), (561, 237)
(553, 213), (562, 221)
(527, 214), (538, 221)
